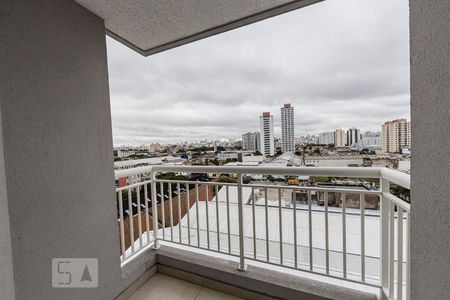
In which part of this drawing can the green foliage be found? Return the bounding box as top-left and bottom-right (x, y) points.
(310, 176), (331, 183)
(218, 175), (237, 183)
(225, 158), (238, 164)
(360, 148), (376, 155)
(310, 176), (380, 185)
(157, 173), (189, 181)
(363, 178), (380, 185)
(391, 185), (410, 202)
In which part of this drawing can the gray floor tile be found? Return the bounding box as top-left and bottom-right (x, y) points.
(129, 273), (201, 300)
(195, 287), (243, 300)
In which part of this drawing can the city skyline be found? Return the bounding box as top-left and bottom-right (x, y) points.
(107, 0), (410, 145)
(112, 114), (404, 147)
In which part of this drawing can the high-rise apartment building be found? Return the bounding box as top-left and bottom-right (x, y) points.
(335, 129), (346, 147)
(255, 132), (261, 153)
(382, 118), (411, 153)
(260, 112), (275, 156)
(346, 127), (361, 146)
(318, 131), (336, 145)
(242, 132), (260, 151)
(280, 104), (295, 153)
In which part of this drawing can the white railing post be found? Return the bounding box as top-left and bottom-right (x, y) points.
(237, 172), (246, 271)
(151, 170), (160, 249)
(380, 178), (390, 297)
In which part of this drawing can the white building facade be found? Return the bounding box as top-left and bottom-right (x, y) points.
(280, 104), (295, 153)
(318, 131), (336, 145)
(260, 112), (275, 156)
(217, 152), (240, 160)
(360, 131), (382, 147)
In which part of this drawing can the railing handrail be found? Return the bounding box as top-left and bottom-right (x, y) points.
(382, 192), (411, 212)
(380, 167), (410, 189)
(115, 165), (153, 179)
(115, 165), (410, 189)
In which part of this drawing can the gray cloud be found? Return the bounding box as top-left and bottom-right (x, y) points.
(107, 0), (410, 145)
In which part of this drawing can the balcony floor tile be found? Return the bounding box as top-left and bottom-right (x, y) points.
(128, 273), (242, 300)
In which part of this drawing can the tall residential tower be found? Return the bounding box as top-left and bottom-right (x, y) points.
(260, 112), (275, 156)
(382, 118), (411, 153)
(346, 127), (361, 146)
(280, 104), (295, 153)
(335, 129), (346, 147)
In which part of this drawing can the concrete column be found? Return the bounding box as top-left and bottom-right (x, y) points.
(0, 0), (124, 299)
(0, 104), (15, 300)
(410, 1), (450, 299)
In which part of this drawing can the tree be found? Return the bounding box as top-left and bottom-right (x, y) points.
(225, 158), (238, 164)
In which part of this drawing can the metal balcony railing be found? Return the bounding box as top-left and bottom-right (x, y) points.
(114, 165), (410, 300)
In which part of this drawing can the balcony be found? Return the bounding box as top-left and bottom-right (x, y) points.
(2, 1), (449, 299)
(115, 166), (410, 300)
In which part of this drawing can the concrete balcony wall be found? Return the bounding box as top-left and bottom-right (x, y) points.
(0, 0), (132, 298)
(0, 100), (15, 300)
(410, 1), (450, 299)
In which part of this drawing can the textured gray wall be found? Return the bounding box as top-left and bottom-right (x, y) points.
(0, 100), (15, 300)
(74, 0), (322, 56)
(0, 0), (126, 299)
(410, 1), (450, 299)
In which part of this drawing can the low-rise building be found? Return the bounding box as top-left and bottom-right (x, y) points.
(304, 157), (364, 167)
(360, 131), (382, 147)
(114, 149), (135, 158)
(217, 151), (240, 161)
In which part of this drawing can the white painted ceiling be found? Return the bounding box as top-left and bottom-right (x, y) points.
(74, 0), (321, 56)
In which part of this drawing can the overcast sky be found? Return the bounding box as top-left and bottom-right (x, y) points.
(106, 0), (410, 146)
